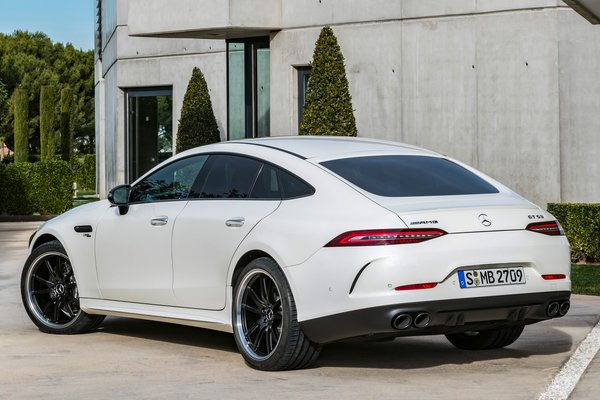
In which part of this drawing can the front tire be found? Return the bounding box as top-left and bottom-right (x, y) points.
(21, 240), (104, 334)
(445, 325), (525, 350)
(232, 257), (322, 370)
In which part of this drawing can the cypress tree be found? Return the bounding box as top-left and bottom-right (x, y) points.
(300, 26), (357, 136)
(13, 88), (29, 162)
(60, 87), (73, 161)
(176, 67), (220, 153)
(40, 85), (57, 161)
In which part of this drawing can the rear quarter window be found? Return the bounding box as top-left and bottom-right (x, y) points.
(321, 155), (499, 197)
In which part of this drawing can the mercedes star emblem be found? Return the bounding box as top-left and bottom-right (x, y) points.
(478, 213), (492, 227)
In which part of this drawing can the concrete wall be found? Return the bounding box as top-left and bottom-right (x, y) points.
(97, 0), (600, 206)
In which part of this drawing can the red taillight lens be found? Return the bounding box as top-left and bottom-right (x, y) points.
(325, 229), (447, 247)
(395, 282), (438, 291)
(542, 274), (566, 280)
(526, 221), (564, 236)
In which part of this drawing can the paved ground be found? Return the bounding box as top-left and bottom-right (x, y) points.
(1, 222), (599, 399)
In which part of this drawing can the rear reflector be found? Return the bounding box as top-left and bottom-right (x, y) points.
(542, 274), (566, 280)
(395, 282), (438, 291)
(526, 221), (564, 236)
(325, 229), (447, 247)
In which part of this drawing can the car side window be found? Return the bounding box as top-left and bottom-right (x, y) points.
(192, 154), (263, 199)
(249, 163), (315, 200)
(129, 155), (208, 203)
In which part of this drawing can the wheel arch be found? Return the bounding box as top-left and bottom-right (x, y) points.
(230, 250), (274, 288)
(31, 233), (61, 251)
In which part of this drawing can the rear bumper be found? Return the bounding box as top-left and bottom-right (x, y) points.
(299, 291), (571, 343)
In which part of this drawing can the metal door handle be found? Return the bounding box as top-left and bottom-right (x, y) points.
(225, 217), (245, 227)
(151, 216), (168, 226)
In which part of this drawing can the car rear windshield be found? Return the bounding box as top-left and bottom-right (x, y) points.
(321, 155), (499, 197)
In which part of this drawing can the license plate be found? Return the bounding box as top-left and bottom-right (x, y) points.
(458, 267), (525, 289)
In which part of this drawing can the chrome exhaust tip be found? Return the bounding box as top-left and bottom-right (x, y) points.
(413, 312), (432, 328)
(546, 302), (560, 318)
(392, 314), (412, 330)
(559, 301), (570, 316)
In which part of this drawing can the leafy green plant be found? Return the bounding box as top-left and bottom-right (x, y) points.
(0, 161), (73, 215)
(176, 67), (220, 152)
(71, 154), (96, 192)
(547, 203), (600, 263)
(60, 87), (73, 161)
(40, 85), (57, 161)
(300, 26), (357, 136)
(12, 88), (29, 162)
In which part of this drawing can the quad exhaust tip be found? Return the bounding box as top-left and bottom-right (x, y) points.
(546, 301), (570, 318)
(392, 314), (412, 330)
(391, 312), (432, 330)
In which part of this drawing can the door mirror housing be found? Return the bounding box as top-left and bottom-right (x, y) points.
(108, 185), (132, 215)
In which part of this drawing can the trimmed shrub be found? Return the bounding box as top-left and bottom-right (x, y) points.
(40, 85), (57, 161)
(300, 26), (357, 136)
(176, 67), (220, 152)
(60, 87), (74, 161)
(13, 88), (29, 162)
(0, 161), (73, 215)
(547, 203), (600, 263)
(71, 154), (96, 192)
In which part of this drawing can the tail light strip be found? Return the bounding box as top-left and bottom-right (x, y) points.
(526, 221), (564, 236)
(325, 229), (447, 247)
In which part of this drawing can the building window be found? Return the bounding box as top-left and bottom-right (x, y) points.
(227, 37), (270, 140)
(126, 88), (173, 182)
(297, 66), (311, 128)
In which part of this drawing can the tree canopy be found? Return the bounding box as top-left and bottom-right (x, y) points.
(0, 31), (95, 155)
(300, 26), (357, 136)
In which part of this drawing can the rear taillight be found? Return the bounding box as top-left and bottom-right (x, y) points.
(325, 229), (447, 247)
(542, 274), (566, 280)
(395, 282), (438, 291)
(526, 221), (564, 236)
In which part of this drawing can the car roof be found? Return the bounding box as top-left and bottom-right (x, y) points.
(231, 136), (439, 160)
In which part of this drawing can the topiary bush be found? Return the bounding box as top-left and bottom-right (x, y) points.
(547, 203), (600, 263)
(0, 161), (73, 215)
(40, 85), (57, 161)
(300, 26), (357, 136)
(176, 67), (220, 152)
(13, 88), (29, 162)
(60, 87), (74, 161)
(71, 154), (96, 192)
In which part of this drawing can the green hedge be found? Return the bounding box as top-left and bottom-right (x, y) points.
(547, 203), (600, 263)
(71, 154), (96, 192)
(0, 161), (73, 215)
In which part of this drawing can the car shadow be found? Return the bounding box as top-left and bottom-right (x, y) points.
(96, 316), (239, 354)
(95, 316), (579, 370)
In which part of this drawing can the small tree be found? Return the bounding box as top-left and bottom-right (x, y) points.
(176, 67), (220, 153)
(40, 85), (57, 161)
(300, 26), (357, 136)
(60, 87), (73, 161)
(13, 88), (29, 162)
(0, 80), (8, 160)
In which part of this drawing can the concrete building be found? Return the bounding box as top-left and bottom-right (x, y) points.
(95, 0), (600, 207)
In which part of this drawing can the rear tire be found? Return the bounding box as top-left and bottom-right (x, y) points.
(445, 325), (525, 350)
(21, 240), (105, 334)
(232, 257), (322, 370)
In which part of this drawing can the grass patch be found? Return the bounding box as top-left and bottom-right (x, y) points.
(571, 264), (600, 296)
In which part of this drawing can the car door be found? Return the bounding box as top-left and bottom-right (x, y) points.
(172, 154), (281, 310)
(95, 155), (208, 305)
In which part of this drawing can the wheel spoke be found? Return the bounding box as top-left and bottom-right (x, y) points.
(247, 287), (263, 307)
(259, 277), (269, 302)
(42, 301), (53, 316)
(45, 260), (56, 277)
(53, 300), (61, 322)
(266, 326), (273, 353)
(254, 326), (266, 353)
(33, 274), (53, 287)
(246, 320), (260, 340)
(32, 288), (52, 295)
(242, 303), (261, 315)
(64, 302), (75, 318)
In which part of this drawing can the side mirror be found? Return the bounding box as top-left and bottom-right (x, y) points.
(108, 184), (131, 215)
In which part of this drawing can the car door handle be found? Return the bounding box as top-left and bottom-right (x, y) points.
(150, 216), (169, 226)
(225, 217), (245, 227)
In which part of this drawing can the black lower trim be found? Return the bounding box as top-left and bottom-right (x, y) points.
(299, 291), (571, 343)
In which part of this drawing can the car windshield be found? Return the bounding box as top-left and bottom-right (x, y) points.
(320, 155), (499, 197)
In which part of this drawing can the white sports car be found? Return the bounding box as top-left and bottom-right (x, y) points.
(21, 136), (571, 370)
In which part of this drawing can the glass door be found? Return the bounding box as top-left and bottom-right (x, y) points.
(227, 38), (270, 140)
(126, 88), (173, 181)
